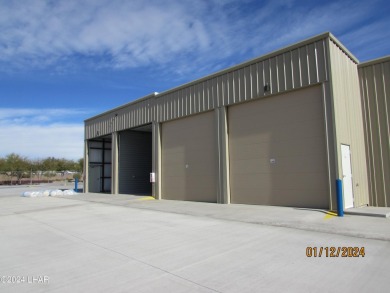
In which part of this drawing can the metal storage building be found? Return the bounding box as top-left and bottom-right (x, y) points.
(84, 32), (376, 211)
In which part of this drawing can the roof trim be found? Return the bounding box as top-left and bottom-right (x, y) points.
(328, 32), (359, 64)
(358, 55), (390, 68)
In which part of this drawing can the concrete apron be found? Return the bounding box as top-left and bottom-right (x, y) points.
(344, 207), (390, 218)
(60, 193), (390, 218)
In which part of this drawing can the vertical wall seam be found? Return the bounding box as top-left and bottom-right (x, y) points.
(381, 63), (389, 206)
(290, 51), (295, 89)
(276, 55), (280, 92)
(365, 70), (378, 206)
(298, 48), (302, 87)
(373, 66), (387, 206)
(283, 53), (287, 90)
(322, 82), (333, 211)
(314, 42), (319, 83)
(306, 45), (310, 84)
(269, 58), (272, 94)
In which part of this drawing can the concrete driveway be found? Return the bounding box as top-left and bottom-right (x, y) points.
(1, 185), (389, 292)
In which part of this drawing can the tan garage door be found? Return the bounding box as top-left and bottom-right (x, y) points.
(162, 111), (217, 202)
(228, 85), (328, 208)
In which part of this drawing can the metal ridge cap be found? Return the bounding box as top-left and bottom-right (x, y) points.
(358, 55), (390, 68)
(327, 32), (359, 64)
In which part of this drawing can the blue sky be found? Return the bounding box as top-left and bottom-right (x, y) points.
(1, 0), (389, 160)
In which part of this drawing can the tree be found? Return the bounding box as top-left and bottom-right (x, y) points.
(31, 158), (43, 181)
(73, 173), (81, 180)
(0, 157), (8, 179)
(0, 154), (85, 185)
(0, 157), (6, 173)
(4, 153), (29, 184)
(77, 158), (84, 173)
(42, 157), (57, 172)
(43, 171), (56, 183)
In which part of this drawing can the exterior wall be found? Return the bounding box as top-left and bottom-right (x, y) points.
(153, 38), (328, 123)
(152, 122), (162, 200)
(328, 39), (369, 207)
(359, 57), (390, 207)
(215, 107), (230, 204)
(85, 34), (330, 140)
(84, 32), (373, 210)
(84, 140), (89, 193)
(85, 95), (156, 140)
(111, 132), (119, 194)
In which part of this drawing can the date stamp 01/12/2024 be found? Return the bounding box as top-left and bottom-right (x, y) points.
(306, 246), (365, 258)
(0, 247), (366, 285)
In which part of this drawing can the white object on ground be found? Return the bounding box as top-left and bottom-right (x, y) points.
(21, 189), (77, 197)
(63, 189), (75, 195)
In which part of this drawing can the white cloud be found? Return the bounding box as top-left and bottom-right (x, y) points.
(0, 0), (388, 76)
(0, 123), (84, 160)
(0, 1), (388, 160)
(0, 108), (87, 121)
(0, 0), (219, 69)
(0, 108), (87, 160)
(339, 19), (390, 61)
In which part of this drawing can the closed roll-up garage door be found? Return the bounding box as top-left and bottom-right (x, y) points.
(119, 130), (152, 195)
(228, 85), (328, 208)
(162, 111), (217, 202)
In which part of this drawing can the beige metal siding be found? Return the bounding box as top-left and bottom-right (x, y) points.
(84, 33), (370, 208)
(359, 57), (390, 207)
(155, 40), (328, 122)
(161, 111), (218, 202)
(86, 36), (330, 140)
(85, 96), (155, 140)
(328, 40), (369, 207)
(229, 85), (329, 208)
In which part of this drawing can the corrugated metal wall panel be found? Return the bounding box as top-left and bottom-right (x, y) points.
(300, 46), (310, 87)
(291, 49), (300, 88)
(316, 40), (327, 82)
(220, 74), (227, 106)
(249, 63), (257, 99)
(263, 58), (271, 92)
(85, 36), (329, 139)
(359, 57), (390, 207)
(284, 52), (293, 91)
(269, 57), (276, 93)
(329, 39), (369, 207)
(277, 55), (285, 92)
(257, 61), (265, 97)
(245, 66), (251, 101)
(226, 73), (232, 105)
(85, 99), (154, 139)
(308, 43), (318, 84)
